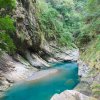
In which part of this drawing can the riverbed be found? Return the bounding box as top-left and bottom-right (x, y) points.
(1, 61), (79, 100)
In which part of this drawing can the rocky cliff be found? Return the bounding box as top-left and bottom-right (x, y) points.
(12, 0), (41, 53)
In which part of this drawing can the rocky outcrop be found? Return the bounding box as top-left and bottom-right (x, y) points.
(78, 60), (90, 77)
(41, 42), (80, 62)
(25, 51), (50, 68)
(73, 56), (100, 100)
(51, 90), (97, 100)
(0, 53), (38, 97)
(75, 68), (100, 99)
(12, 0), (41, 53)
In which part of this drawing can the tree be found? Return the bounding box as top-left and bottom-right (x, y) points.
(0, 0), (16, 10)
(36, 0), (81, 48)
(76, 0), (100, 46)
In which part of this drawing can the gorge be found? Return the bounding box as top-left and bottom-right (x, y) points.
(0, 0), (100, 100)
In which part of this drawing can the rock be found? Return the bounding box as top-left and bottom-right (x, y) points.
(41, 41), (79, 62)
(0, 85), (9, 92)
(0, 52), (40, 97)
(76, 61), (100, 99)
(47, 58), (58, 63)
(94, 73), (100, 83)
(12, 0), (41, 53)
(78, 60), (90, 77)
(51, 90), (97, 100)
(6, 78), (14, 83)
(32, 53), (50, 67)
(25, 51), (50, 68)
(75, 81), (92, 96)
(49, 44), (79, 61)
(0, 53), (38, 86)
(0, 77), (8, 85)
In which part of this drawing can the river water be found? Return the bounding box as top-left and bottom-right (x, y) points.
(2, 61), (79, 100)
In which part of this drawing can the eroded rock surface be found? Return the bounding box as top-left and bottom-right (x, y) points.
(0, 53), (38, 97)
(51, 90), (97, 100)
(74, 58), (100, 100)
(12, 0), (41, 53)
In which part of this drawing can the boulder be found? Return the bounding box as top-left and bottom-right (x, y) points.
(51, 90), (97, 100)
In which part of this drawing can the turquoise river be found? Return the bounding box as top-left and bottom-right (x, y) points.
(2, 61), (79, 100)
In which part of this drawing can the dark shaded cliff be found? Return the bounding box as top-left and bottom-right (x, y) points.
(12, 0), (41, 54)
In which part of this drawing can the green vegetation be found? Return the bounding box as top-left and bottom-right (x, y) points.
(77, 0), (100, 46)
(0, 0), (16, 54)
(0, 0), (99, 58)
(0, 16), (15, 31)
(0, 0), (99, 51)
(80, 0), (100, 70)
(0, 0), (16, 9)
(0, 32), (16, 53)
(91, 81), (100, 98)
(36, 0), (100, 48)
(81, 35), (100, 68)
(36, 0), (80, 48)
(79, 1), (100, 98)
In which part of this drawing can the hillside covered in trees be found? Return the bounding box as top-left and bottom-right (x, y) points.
(0, 0), (100, 100)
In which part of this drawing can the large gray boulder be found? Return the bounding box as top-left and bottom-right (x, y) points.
(51, 90), (97, 100)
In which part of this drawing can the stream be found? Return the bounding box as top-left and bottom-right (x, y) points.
(2, 61), (79, 100)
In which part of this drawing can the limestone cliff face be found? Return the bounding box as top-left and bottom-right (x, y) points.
(12, 0), (41, 53)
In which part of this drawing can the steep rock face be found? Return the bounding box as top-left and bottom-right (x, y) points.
(13, 0), (41, 53)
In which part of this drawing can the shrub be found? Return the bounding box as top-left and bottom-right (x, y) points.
(0, 15), (15, 32)
(0, 0), (16, 53)
(0, 32), (16, 53)
(0, 0), (16, 10)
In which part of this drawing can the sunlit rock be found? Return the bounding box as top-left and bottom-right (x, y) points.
(51, 90), (97, 100)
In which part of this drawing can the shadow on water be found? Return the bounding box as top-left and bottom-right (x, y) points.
(2, 61), (80, 100)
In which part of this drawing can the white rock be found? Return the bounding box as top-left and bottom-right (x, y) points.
(51, 90), (97, 100)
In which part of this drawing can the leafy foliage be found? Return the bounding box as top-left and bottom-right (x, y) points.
(0, 0), (16, 53)
(0, 32), (16, 53)
(0, 16), (15, 31)
(0, 0), (16, 9)
(77, 0), (100, 45)
(36, 0), (81, 48)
